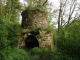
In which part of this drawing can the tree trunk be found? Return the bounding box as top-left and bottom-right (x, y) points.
(39, 0), (41, 4)
(58, 2), (62, 33)
(43, 0), (48, 6)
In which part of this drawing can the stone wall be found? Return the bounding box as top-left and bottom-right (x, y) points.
(21, 10), (48, 29)
(19, 10), (53, 50)
(37, 31), (53, 50)
(17, 29), (53, 50)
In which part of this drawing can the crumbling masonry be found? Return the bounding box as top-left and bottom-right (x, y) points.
(17, 10), (53, 50)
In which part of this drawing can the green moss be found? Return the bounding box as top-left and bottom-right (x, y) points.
(36, 34), (40, 38)
(22, 29), (31, 33)
(25, 5), (47, 13)
(32, 27), (43, 31)
(29, 27), (43, 36)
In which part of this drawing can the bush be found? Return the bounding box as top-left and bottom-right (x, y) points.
(54, 20), (80, 60)
(30, 47), (49, 55)
(0, 14), (22, 60)
(0, 47), (29, 60)
(0, 14), (22, 49)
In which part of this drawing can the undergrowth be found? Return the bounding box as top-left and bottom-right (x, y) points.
(0, 14), (80, 60)
(0, 47), (73, 60)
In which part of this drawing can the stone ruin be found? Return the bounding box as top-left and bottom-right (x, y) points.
(17, 9), (53, 50)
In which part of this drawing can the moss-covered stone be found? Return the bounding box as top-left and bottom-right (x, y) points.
(20, 7), (53, 51)
(21, 9), (48, 29)
(22, 29), (31, 33)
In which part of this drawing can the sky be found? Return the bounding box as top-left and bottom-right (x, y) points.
(20, 0), (59, 4)
(20, 0), (59, 8)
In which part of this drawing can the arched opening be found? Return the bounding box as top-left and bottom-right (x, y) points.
(25, 35), (39, 48)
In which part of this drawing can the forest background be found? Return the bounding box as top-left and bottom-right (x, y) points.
(0, 0), (80, 60)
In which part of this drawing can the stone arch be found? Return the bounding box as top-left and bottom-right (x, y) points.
(25, 35), (39, 48)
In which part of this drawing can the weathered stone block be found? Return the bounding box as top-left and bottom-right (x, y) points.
(17, 10), (53, 50)
(21, 10), (48, 29)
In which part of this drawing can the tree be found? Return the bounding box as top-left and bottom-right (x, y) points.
(58, 0), (62, 33)
(0, 0), (6, 15)
(4, 0), (22, 22)
(24, 0), (48, 7)
(67, 0), (78, 27)
(52, 0), (79, 33)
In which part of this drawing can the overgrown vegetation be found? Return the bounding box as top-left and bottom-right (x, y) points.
(54, 19), (80, 60)
(0, 14), (22, 59)
(0, 0), (80, 60)
(1, 13), (80, 60)
(25, 5), (47, 13)
(24, 0), (48, 13)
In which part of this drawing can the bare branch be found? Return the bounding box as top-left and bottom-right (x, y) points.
(42, 0), (48, 6)
(67, 1), (77, 27)
(39, 0), (41, 4)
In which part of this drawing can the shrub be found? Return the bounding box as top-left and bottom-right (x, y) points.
(0, 47), (29, 60)
(54, 20), (80, 59)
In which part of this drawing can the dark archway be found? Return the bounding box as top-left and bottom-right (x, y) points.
(25, 35), (39, 48)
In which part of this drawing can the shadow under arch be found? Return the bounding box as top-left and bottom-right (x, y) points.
(25, 35), (39, 48)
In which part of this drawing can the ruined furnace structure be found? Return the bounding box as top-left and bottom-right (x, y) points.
(18, 10), (53, 50)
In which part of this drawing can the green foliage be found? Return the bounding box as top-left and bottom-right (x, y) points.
(0, 14), (23, 60)
(54, 19), (80, 60)
(25, 5), (47, 13)
(23, 47), (72, 60)
(1, 0), (80, 60)
(25, 0), (48, 7)
(44, 26), (54, 33)
(24, 0), (48, 13)
(0, 15), (73, 60)
(31, 27), (43, 32)
(25, 0), (38, 7)
(0, 46), (73, 60)
(3, 0), (22, 22)
(31, 47), (49, 55)
(0, 14), (21, 49)
(0, 47), (29, 60)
